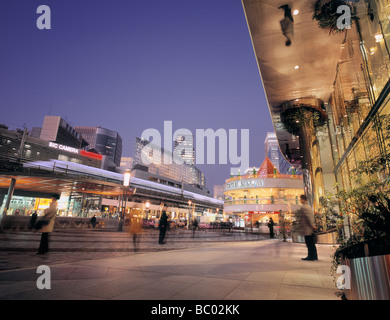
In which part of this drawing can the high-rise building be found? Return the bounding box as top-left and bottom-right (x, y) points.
(213, 185), (224, 201)
(174, 134), (195, 165)
(132, 137), (208, 195)
(117, 156), (133, 174)
(75, 126), (123, 167)
(264, 132), (300, 175)
(37, 116), (88, 149)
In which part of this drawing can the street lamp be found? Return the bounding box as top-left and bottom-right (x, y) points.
(188, 200), (192, 229)
(119, 170), (131, 231)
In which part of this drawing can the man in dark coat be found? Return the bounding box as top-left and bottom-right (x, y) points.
(268, 217), (275, 238)
(159, 204), (168, 244)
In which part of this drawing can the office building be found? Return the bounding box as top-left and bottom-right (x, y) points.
(132, 137), (208, 195)
(37, 116), (88, 149)
(75, 126), (123, 167)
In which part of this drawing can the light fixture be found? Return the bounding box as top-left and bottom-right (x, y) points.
(370, 47), (376, 55)
(375, 32), (383, 42)
(293, 9), (299, 15)
(123, 169), (131, 187)
(294, 65), (300, 70)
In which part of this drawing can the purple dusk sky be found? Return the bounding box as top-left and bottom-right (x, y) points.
(0, 0), (274, 191)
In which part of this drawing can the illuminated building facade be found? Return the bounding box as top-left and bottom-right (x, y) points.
(75, 126), (123, 167)
(132, 137), (208, 195)
(242, 0), (390, 236)
(224, 157), (304, 228)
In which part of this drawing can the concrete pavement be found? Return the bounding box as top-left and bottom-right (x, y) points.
(0, 229), (341, 300)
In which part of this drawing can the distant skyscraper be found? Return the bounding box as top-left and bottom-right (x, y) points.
(264, 132), (280, 171)
(75, 126), (123, 166)
(213, 185), (225, 200)
(118, 156), (133, 173)
(264, 132), (300, 175)
(174, 134), (195, 165)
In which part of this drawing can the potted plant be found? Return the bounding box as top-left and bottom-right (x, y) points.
(331, 115), (390, 300)
(312, 0), (356, 34)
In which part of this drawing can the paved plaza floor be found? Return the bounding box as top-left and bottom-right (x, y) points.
(0, 229), (341, 301)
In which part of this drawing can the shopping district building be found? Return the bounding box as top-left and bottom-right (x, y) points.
(242, 0), (390, 236)
(224, 156), (304, 228)
(0, 119), (223, 227)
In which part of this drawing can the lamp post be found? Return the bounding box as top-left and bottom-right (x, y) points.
(118, 170), (131, 232)
(188, 200), (192, 229)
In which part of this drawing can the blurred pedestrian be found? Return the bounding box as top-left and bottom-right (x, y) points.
(268, 217), (274, 238)
(279, 213), (287, 242)
(296, 194), (318, 261)
(129, 214), (143, 252)
(29, 211), (38, 229)
(158, 204), (168, 244)
(90, 215), (97, 228)
(34, 194), (59, 255)
(191, 217), (198, 238)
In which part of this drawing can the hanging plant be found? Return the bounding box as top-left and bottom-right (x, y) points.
(281, 106), (328, 136)
(312, 0), (356, 34)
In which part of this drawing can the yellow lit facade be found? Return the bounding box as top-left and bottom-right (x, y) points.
(224, 157), (304, 228)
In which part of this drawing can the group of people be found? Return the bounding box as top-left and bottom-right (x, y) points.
(31, 195), (318, 261)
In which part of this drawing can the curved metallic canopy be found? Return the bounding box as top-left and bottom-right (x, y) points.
(242, 0), (346, 168)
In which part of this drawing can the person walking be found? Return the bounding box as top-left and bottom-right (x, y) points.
(90, 215), (97, 228)
(29, 211), (38, 229)
(129, 213), (143, 252)
(34, 194), (59, 255)
(296, 194), (318, 261)
(268, 217), (275, 238)
(158, 204), (168, 244)
(191, 217), (198, 238)
(279, 213), (287, 242)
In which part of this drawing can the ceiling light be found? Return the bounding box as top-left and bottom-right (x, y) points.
(293, 9), (299, 15)
(294, 65), (300, 69)
(375, 33), (383, 42)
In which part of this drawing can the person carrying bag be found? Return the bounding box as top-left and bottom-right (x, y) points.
(34, 194), (59, 254)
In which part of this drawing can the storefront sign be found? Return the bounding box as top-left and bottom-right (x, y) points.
(225, 179), (264, 191)
(49, 142), (102, 160)
(49, 142), (80, 154)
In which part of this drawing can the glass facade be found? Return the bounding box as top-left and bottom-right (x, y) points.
(133, 137), (206, 188)
(328, 0), (390, 192)
(242, 0), (390, 236)
(75, 126), (123, 166)
(0, 127), (102, 168)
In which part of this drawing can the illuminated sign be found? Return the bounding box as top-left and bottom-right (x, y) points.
(49, 142), (102, 160)
(49, 142), (79, 154)
(225, 179), (264, 191)
(80, 150), (103, 160)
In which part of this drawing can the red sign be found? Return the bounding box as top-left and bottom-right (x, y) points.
(80, 150), (103, 160)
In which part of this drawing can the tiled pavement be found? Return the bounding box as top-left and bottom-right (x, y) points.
(0, 229), (342, 300)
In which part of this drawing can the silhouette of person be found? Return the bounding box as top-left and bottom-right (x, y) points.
(129, 213), (143, 252)
(191, 218), (198, 238)
(268, 217), (275, 238)
(34, 194), (59, 254)
(296, 194), (318, 261)
(279, 4), (294, 46)
(159, 204), (168, 244)
(90, 215), (97, 228)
